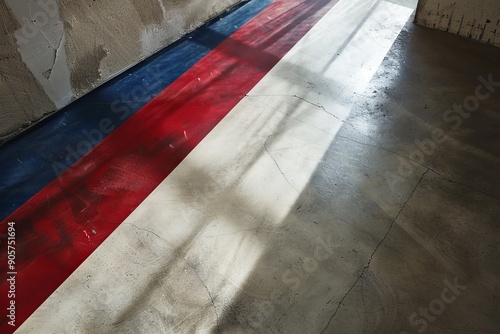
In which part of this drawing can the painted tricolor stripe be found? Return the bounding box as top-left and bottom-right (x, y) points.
(0, 0), (272, 221)
(0, 0), (338, 331)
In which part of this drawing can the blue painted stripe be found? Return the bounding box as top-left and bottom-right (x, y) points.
(0, 0), (273, 221)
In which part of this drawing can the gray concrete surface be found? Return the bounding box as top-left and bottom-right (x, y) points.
(0, 0), (241, 142)
(217, 22), (500, 333)
(415, 0), (500, 47)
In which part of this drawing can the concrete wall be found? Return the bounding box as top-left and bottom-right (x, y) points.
(415, 0), (500, 47)
(0, 0), (241, 142)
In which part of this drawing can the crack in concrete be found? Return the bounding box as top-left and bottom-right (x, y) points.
(48, 34), (64, 79)
(264, 135), (299, 193)
(292, 95), (327, 110)
(247, 94), (373, 142)
(191, 266), (221, 334)
(337, 134), (412, 161)
(292, 95), (365, 134)
(249, 94), (405, 166)
(336, 135), (500, 202)
(427, 168), (500, 202)
(245, 95), (336, 136)
(319, 168), (430, 334)
(290, 95), (412, 166)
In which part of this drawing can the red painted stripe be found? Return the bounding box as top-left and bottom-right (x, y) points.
(0, 0), (337, 331)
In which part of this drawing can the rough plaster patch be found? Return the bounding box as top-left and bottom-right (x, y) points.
(131, 0), (165, 26)
(139, 0), (243, 55)
(6, 0), (73, 108)
(59, 0), (151, 96)
(140, 4), (186, 56)
(70, 44), (109, 93)
(59, 0), (240, 96)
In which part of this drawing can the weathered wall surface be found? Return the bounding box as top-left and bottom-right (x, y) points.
(0, 1), (56, 140)
(0, 0), (241, 142)
(415, 0), (500, 47)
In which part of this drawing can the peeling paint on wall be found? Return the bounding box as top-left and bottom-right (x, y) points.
(415, 0), (500, 47)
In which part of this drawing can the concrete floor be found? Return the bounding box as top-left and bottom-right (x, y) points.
(13, 0), (500, 333)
